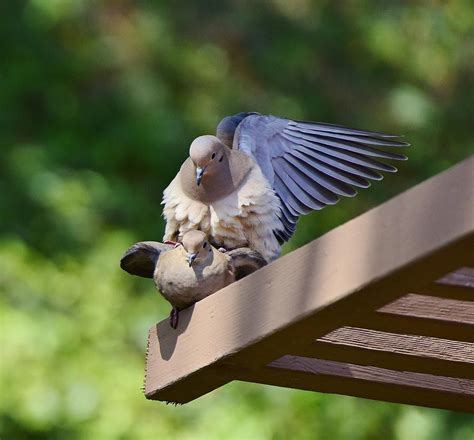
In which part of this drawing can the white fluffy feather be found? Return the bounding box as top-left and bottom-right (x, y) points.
(162, 165), (282, 261)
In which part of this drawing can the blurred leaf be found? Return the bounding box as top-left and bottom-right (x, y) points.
(1, 1), (473, 438)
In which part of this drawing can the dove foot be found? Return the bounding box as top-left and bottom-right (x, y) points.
(169, 307), (180, 329)
(164, 240), (181, 248)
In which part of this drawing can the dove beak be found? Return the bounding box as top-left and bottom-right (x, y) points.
(187, 253), (198, 267)
(196, 167), (205, 186)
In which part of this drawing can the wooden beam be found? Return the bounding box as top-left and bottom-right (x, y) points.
(145, 156), (474, 404)
(307, 326), (474, 379)
(267, 355), (474, 395)
(379, 294), (474, 325)
(145, 324), (234, 403)
(352, 312), (474, 344)
(255, 356), (474, 414)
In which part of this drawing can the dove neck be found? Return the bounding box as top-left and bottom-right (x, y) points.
(180, 151), (253, 203)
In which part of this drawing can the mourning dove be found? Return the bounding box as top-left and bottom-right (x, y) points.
(120, 230), (267, 328)
(163, 113), (409, 261)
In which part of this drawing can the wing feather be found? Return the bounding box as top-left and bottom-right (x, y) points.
(120, 241), (171, 278)
(285, 128), (408, 160)
(292, 120), (406, 139)
(222, 113), (408, 243)
(288, 124), (409, 147)
(275, 158), (342, 203)
(281, 131), (399, 173)
(284, 152), (371, 188)
(289, 147), (384, 180)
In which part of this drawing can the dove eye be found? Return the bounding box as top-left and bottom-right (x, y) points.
(211, 153), (216, 160)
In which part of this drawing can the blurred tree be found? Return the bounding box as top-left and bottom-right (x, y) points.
(1, 1), (473, 439)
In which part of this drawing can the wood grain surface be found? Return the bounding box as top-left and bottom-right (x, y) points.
(145, 156), (474, 411)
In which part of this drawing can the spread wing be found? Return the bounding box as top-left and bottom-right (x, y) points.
(120, 241), (172, 278)
(227, 247), (268, 280)
(222, 113), (409, 243)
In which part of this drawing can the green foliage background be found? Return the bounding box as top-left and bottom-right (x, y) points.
(1, 1), (473, 438)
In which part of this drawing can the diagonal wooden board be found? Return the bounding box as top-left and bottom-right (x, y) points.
(145, 156), (474, 412)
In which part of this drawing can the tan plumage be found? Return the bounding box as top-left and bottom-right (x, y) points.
(162, 135), (282, 262)
(120, 230), (267, 328)
(155, 231), (235, 310)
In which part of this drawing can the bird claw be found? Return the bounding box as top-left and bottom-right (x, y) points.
(164, 240), (181, 248)
(169, 307), (179, 329)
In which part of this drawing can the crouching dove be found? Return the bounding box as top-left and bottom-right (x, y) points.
(120, 230), (267, 328)
(162, 112), (409, 262)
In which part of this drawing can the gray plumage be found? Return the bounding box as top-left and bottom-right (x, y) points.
(163, 113), (409, 259)
(218, 113), (409, 242)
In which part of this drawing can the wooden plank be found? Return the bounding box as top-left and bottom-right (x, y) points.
(145, 156), (474, 403)
(351, 312), (474, 344)
(239, 356), (474, 414)
(305, 326), (474, 379)
(318, 326), (474, 364)
(145, 324), (233, 402)
(146, 233), (474, 403)
(379, 294), (474, 325)
(268, 355), (474, 395)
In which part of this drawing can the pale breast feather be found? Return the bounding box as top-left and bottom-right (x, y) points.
(209, 165), (283, 260)
(162, 175), (211, 241)
(162, 164), (284, 260)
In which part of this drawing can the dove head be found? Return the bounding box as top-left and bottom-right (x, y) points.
(181, 230), (212, 267)
(189, 135), (227, 186)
